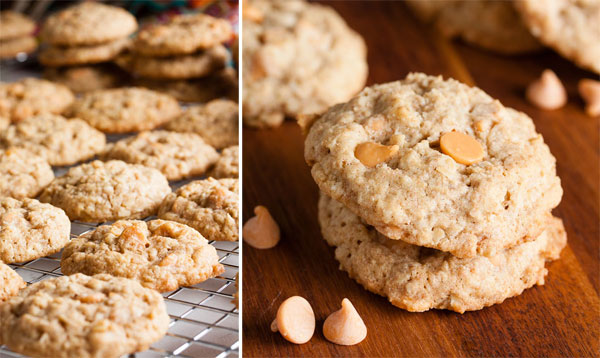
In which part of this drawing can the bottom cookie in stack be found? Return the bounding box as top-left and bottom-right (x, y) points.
(318, 193), (566, 313)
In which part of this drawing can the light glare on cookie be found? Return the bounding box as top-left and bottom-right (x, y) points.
(271, 296), (315, 344)
(354, 142), (399, 167)
(440, 131), (484, 165)
(323, 298), (367, 346)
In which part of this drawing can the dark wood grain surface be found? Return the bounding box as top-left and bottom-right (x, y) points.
(242, 2), (600, 357)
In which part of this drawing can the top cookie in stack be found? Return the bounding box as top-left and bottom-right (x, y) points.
(304, 73), (566, 313)
(0, 11), (37, 60)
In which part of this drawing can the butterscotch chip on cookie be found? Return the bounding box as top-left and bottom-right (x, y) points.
(61, 219), (224, 292)
(0, 78), (74, 122)
(101, 130), (218, 181)
(165, 99), (238, 149)
(243, 0), (368, 128)
(0, 263), (26, 302)
(41, 2), (137, 46)
(133, 13), (233, 57)
(0, 11), (35, 41)
(0, 148), (54, 199)
(0, 273), (169, 358)
(39, 37), (131, 67)
(43, 64), (129, 93)
(0, 36), (37, 59)
(515, 0), (600, 74)
(159, 178), (239, 242)
(68, 87), (181, 133)
(209, 145), (239, 179)
(305, 73), (563, 258)
(0, 197), (70, 264)
(319, 194), (566, 313)
(40, 160), (171, 223)
(0, 116), (8, 131)
(0, 114), (106, 166)
(116, 45), (228, 80)
(405, 0), (541, 54)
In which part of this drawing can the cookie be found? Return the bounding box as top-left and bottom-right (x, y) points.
(209, 145), (239, 179)
(100, 130), (219, 181)
(305, 73), (563, 258)
(116, 45), (228, 80)
(0, 197), (70, 264)
(0, 36), (37, 59)
(41, 2), (137, 46)
(39, 160), (171, 223)
(515, 0), (600, 74)
(0, 273), (169, 358)
(319, 194), (566, 313)
(0, 11), (35, 41)
(67, 87), (181, 133)
(0, 116), (8, 131)
(0, 114), (106, 166)
(61, 219), (225, 292)
(0, 78), (74, 122)
(242, 0), (368, 128)
(406, 0), (542, 54)
(133, 13), (233, 57)
(39, 37), (130, 67)
(43, 64), (129, 93)
(0, 263), (26, 302)
(0, 148), (54, 199)
(135, 67), (238, 103)
(158, 178), (239, 242)
(165, 99), (238, 149)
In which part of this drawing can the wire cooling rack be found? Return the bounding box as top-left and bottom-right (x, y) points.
(1, 165), (240, 358)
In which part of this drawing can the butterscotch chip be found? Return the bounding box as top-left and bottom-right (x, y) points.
(0, 36), (37, 59)
(0, 78), (75, 122)
(579, 79), (600, 117)
(39, 160), (171, 223)
(318, 194), (567, 313)
(158, 178), (239, 242)
(526, 69), (567, 110)
(0, 197), (70, 264)
(209, 145), (239, 179)
(0, 116), (9, 131)
(0, 11), (35, 41)
(0, 114), (106, 166)
(243, 205), (280, 249)
(67, 87), (181, 133)
(165, 99), (238, 149)
(61, 220), (224, 292)
(43, 64), (129, 93)
(271, 296), (315, 344)
(41, 2), (138, 46)
(0, 148), (54, 199)
(323, 298), (367, 346)
(101, 130), (218, 181)
(305, 73), (563, 258)
(354, 142), (399, 167)
(0, 274), (169, 358)
(133, 13), (233, 57)
(440, 131), (484, 165)
(39, 37), (130, 67)
(0, 263), (26, 302)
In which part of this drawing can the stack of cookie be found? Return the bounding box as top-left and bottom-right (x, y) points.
(304, 73), (567, 313)
(38, 2), (137, 92)
(0, 11), (37, 60)
(117, 13), (235, 102)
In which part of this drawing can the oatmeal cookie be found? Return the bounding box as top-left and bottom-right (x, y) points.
(158, 178), (239, 242)
(243, 0), (368, 127)
(39, 37), (130, 67)
(43, 64), (129, 93)
(0, 36), (37, 59)
(0, 273), (169, 358)
(0, 263), (25, 302)
(165, 99), (238, 149)
(305, 73), (562, 258)
(0, 78), (74, 122)
(515, 0), (600, 74)
(61, 220), (224, 292)
(0, 11), (35, 41)
(319, 194), (566, 313)
(0, 148), (54, 199)
(209, 145), (239, 179)
(39, 160), (171, 223)
(0, 197), (70, 263)
(41, 2), (137, 46)
(101, 130), (218, 181)
(0, 114), (106, 166)
(67, 87), (181, 133)
(133, 13), (233, 57)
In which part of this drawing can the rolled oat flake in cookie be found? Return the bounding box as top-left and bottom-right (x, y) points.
(305, 73), (563, 258)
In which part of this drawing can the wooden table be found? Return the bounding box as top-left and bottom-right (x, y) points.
(242, 2), (600, 356)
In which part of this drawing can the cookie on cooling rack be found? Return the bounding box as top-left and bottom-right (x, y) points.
(209, 145), (239, 179)
(0, 263), (26, 302)
(0, 148), (54, 199)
